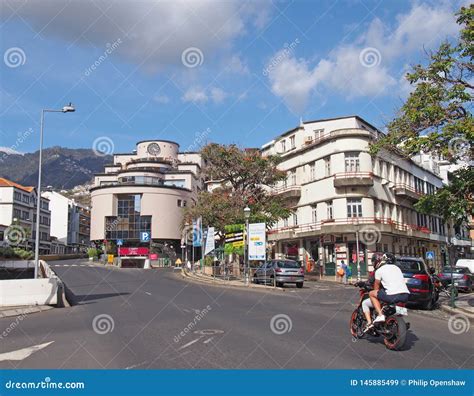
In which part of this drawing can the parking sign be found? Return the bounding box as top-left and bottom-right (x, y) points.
(140, 232), (150, 242)
(425, 251), (435, 260)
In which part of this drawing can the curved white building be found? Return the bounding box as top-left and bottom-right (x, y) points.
(90, 139), (202, 255)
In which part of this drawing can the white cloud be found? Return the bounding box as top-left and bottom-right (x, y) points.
(4, 0), (270, 71)
(224, 54), (249, 75)
(181, 86), (228, 104)
(266, 2), (459, 113)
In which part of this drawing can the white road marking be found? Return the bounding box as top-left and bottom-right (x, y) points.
(71, 265), (77, 267)
(177, 337), (203, 350)
(203, 337), (214, 344)
(144, 292), (152, 296)
(0, 341), (54, 362)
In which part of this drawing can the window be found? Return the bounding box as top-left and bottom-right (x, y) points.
(326, 201), (333, 220)
(309, 162), (316, 181)
(283, 217), (289, 227)
(345, 152), (360, 172)
(13, 208), (21, 219)
(288, 170), (296, 186)
(106, 194), (151, 240)
(280, 140), (286, 152)
(324, 156), (331, 176)
(293, 213), (298, 226)
(22, 194), (29, 204)
(414, 177), (424, 193)
(314, 129), (324, 140)
(177, 199), (182, 207)
(347, 198), (362, 218)
(14, 191), (22, 201)
(289, 135), (295, 149)
(21, 211), (29, 220)
(312, 205), (318, 223)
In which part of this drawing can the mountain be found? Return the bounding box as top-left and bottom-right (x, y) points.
(0, 146), (111, 189)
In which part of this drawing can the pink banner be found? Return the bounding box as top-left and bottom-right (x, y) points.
(118, 247), (149, 256)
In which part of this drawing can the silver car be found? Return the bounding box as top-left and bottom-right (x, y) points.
(253, 259), (304, 288)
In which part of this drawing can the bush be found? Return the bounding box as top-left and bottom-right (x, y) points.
(87, 248), (99, 258)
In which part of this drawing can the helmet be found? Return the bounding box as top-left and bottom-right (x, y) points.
(382, 253), (395, 265)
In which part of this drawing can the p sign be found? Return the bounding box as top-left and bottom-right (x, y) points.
(425, 251), (435, 260)
(140, 232), (151, 242)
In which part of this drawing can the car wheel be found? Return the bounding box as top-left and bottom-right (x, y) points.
(296, 282), (303, 289)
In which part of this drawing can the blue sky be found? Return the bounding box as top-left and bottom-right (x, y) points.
(0, 0), (465, 155)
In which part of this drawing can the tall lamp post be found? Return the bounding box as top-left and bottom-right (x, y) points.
(34, 103), (75, 278)
(244, 206), (251, 285)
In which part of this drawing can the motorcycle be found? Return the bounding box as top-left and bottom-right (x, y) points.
(350, 281), (410, 350)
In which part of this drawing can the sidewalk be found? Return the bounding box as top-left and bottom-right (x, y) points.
(0, 305), (54, 319)
(438, 293), (474, 322)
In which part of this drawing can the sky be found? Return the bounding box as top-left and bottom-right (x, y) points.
(0, 0), (466, 155)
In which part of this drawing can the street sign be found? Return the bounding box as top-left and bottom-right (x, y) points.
(116, 239), (123, 246)
(425, 251), (435, 260)
(140, 232), (150, 242)
(248, 222), (266, 261)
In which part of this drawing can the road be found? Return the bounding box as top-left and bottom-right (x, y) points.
(0, 259), (472, 369)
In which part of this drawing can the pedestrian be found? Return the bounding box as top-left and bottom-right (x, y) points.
(341, 260), (348, 284)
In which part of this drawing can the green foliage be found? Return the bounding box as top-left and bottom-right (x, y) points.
(184, 144), (292, 234)
(0, 247), (34, 260)
(87, 248), (99, 258)
(370, 5), (473, 225)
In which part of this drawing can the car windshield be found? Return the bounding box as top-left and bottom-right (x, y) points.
(276, 261), (299, 269)
(442, 267), (467, 273)
(396, 259), (423, 273)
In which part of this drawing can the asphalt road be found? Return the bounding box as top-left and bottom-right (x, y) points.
(0, 259), (472, 369)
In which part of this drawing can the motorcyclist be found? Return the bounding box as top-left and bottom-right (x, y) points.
(361, 253), (410, 331)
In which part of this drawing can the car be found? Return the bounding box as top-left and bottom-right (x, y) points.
(455, 259), (474, 273)
(253, 259), (304, 288)
(438, 266), (473, 292)
(393, 256), (438, 310)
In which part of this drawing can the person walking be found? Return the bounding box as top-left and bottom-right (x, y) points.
(341, 260), (348, 284)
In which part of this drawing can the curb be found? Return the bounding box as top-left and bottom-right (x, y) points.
(181, 269), (286, 291)
(439, 304), (474, 322)
(0, 305), (54, 319)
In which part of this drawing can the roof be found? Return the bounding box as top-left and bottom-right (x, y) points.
(0, 177), (34, 192)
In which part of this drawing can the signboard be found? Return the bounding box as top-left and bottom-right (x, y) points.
(248, 223), (266, 261)
(192, 218), (202, 247)
(118, 247), (149, 256)
(224, 224), (244, 254)
(107, 254), (114, 264)
(140, 232), (150, 242)
(425, 251), (435, 260)
(149, 253), (158, 260)
(116, 239), (123, 246)
(204, 227), (215, 255)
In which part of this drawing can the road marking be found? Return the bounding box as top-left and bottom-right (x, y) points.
(203, 337), (214, 344)
(177, 337), (203, 350)
(0, 341), (54, 362)
(144, 292), (152, 296)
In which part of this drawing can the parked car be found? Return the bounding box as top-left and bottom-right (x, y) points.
(393, 256), (438, 310)
(253, 259), (304, 288)
(438, 266), (473, 292)
(456, 259), (474, 273)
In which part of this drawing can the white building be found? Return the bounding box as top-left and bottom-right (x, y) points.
(0, 177), (51, 254)
(262, 116), (450, 272)
(42, 190), (91, 253)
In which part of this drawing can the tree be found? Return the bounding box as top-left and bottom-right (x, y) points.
(370, 5), (473, 230)
(183, 144), (292, 235)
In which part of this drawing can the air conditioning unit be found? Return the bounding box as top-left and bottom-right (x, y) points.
(304, 136), (313, 145)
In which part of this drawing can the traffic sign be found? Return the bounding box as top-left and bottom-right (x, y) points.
(116, 239), (123, 246)
(425, 251), (435, 260)
(140, 232), (151, 242)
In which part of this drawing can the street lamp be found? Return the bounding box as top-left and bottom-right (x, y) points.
(34, 103), (75, 278)
(244, 206), (251, 285)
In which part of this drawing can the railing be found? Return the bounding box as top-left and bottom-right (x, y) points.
(271, 185), (301, 194)
(394, 183), (425, 196)
(333, 171), (373, 179)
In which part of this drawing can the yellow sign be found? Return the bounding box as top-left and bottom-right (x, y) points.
(107, 254), (114, 264)
(175, 258), (182, 265)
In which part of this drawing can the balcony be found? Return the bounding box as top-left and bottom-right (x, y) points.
(333, 172), (374, 188)
(393, 184), (424, 201)
(272, 185), (301, 200)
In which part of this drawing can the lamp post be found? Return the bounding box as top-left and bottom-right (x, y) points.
(244, 206), (251, 285)
(34, 103), (75, 278)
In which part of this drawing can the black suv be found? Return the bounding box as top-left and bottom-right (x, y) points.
(393, 256), (438, 310)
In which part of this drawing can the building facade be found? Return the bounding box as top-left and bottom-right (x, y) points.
(0, 177), (51, 254)
(42, 190), (91, 253)
(262, 116), (451, 272)
(90, 139), (202, 257)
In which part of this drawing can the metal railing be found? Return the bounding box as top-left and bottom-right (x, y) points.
(333, 171), (373, 179)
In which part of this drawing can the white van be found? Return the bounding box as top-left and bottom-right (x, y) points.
(455, 259), (474, 273)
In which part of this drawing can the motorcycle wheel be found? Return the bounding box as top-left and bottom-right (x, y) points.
(384, 316), (407, 351)
(349, 309), (364, 338)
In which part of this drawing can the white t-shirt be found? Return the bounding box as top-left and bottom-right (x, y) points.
(375, 264), (410, 295)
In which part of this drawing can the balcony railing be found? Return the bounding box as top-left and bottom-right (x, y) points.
(393, 183), (425, 200)
(272, 185), (301, 199)
(333, 172), (374, 187)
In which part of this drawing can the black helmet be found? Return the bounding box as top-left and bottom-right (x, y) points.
(382, 252), (395, 265)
